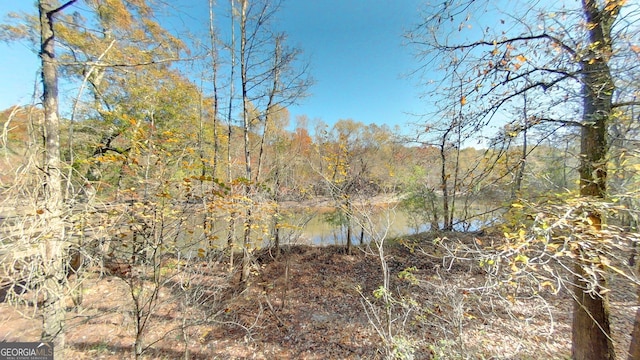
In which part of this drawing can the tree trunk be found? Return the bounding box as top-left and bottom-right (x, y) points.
(273, 217), (281, 257)
(345, 197), (353, 255)
(272, 173), (281, 257)
(239, 0), (252, 285)
(256, 37), (282, 183)
(226, 0), (236, 268)
(240, 208), (252, 284)
(240, 0), (251, 184)
(512, 95), (528, 200)
(38, 1), (76, 358)
(572, 1), (618, 359)
(628, 259), (640, 360)
(572, 261), (615, 360)
(346, 222), (352, 254)
(439, 139), (450, 231)
(208, 0), (219, 177)
(227, 212), (235, 271)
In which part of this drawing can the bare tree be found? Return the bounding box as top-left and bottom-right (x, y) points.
(238, 0), (253, 284)
(209, 0), (221, 178)
(231, 0), (311, 282)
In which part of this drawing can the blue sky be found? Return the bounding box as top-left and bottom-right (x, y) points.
(275, 0), (425, 128)
(0, 0), (426, 130)
(0, 2), (41, 109)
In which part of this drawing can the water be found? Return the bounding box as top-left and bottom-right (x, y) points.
(168, 203), (497, 253)
(281, 208), (492, 246)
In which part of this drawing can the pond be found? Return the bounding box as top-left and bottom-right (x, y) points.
(279, 206), (494, 247)
(173, 201), (499, 253)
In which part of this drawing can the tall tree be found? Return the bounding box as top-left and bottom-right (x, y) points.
(2, 0), (192, 193)
(209, 0), (221, 178)
(238, 0), (252, 284)
(572, 2), (619, 358)
(38, 1), (76, 358)
(409, 0), (639, 357)
(230, 0), (310, 282)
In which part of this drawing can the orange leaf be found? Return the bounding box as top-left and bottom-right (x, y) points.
(460, 96), (467, 106)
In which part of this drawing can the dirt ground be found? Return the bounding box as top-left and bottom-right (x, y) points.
(0, 232), (636, 359)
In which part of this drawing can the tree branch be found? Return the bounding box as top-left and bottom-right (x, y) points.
(436, 33), (577, 58)
(48, 0), (77, 17)
(59, 56), (191, 68)
(612, 100), (640, 108)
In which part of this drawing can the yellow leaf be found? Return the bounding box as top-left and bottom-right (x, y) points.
(605, 0), (625, 12)
(515, 54), (527, 62)
(515, 253), (528, 263)
(518, 228), (527, 240)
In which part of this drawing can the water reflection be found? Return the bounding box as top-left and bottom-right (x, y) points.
(285, 209), (489, 246)
(177, 205), (495, 252)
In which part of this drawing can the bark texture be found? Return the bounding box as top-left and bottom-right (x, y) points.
(38, 1), (76, 359)
(572, 1), (618, 359)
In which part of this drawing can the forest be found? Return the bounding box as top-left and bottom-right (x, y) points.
(0, 0), (639, 359)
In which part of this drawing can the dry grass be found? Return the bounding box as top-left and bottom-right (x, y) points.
(0, 232), (637, 359)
